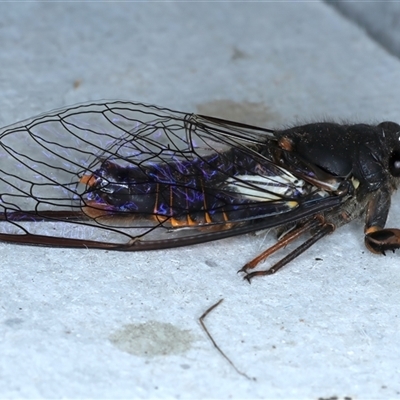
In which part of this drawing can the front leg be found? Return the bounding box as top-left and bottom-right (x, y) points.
(365, 228), (400, 255)
(364, 188), (400, 254)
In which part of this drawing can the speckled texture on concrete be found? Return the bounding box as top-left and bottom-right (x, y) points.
(1, 2), (400, 399)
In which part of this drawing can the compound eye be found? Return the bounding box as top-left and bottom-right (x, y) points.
(378, 121), (400, 131)
(389, 151), (400, 177)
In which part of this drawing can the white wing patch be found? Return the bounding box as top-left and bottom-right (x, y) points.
(226, 173), (305, 201)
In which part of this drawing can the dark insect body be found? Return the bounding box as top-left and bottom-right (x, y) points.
(1, 100), (400, 281)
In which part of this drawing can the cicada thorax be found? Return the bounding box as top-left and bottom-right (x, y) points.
(274, 122), (400, 193)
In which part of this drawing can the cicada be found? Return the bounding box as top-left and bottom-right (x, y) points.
(1, 100), (400, 281)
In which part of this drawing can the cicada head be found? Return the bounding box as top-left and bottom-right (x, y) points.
(378, 121), (400, 179)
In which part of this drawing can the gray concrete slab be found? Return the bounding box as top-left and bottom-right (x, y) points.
(327, 1), (400, 58)
(1, 2), (400, 399)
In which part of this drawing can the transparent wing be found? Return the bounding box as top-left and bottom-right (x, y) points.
(0, 100), (340, 250)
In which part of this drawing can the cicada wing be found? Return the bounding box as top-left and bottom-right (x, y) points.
(0, 100), (339, 249)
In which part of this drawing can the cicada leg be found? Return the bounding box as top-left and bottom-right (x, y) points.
(239, 216), (334, 283)
(363, 188), (400, 255)
(365, 227), (400, 255)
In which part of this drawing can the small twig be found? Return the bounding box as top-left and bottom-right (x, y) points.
(199, 299), (255, 381)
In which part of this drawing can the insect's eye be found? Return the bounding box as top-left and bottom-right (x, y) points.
(389, 151), (400, 177)
(378, 121), (400, 131)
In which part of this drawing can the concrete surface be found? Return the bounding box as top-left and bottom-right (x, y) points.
(327, 1), (400, 58)
(1, 2), (400, 399)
